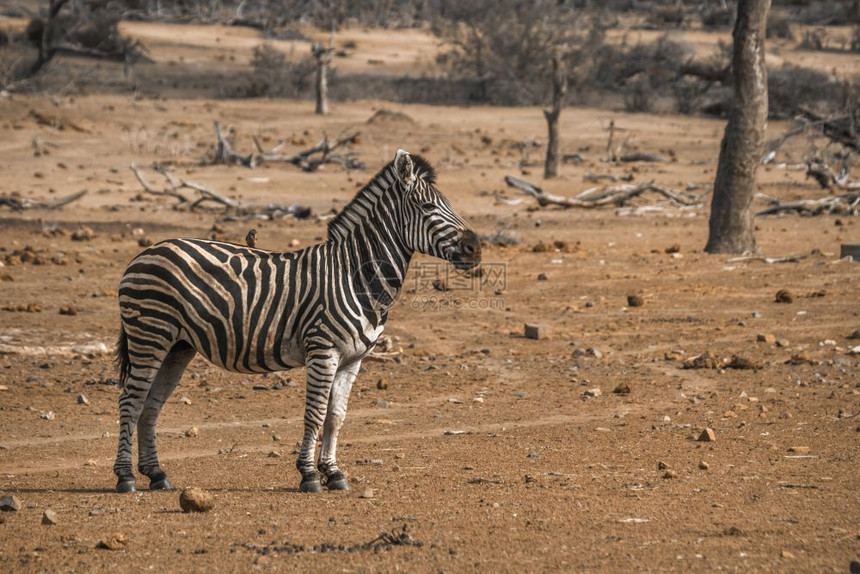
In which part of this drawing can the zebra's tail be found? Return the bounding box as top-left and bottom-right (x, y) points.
(116, 326), (130, 388)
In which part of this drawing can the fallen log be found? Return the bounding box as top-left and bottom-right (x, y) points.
(0, 190), (87, 211)
(504, 175), (699, 209)
(756, 193), (860, 216)
(131, 163), (311, 220)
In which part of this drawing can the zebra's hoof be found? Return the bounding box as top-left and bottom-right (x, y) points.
(116, 480), (136, 493)
(299, 479), (322, 493)
(327, 478), (349, 491)
(150, 477), (174, 491)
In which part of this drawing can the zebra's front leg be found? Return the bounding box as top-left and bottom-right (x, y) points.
(296, 350), (339, 493)
(137, 344), (196, 491)
(318, 360), (361, 491)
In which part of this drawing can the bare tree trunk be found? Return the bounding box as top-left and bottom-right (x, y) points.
(312, 42), (334, 115)
(705, 0), (770, 254)
(31, 0), (70, 76)
(543, 48), (567, 179)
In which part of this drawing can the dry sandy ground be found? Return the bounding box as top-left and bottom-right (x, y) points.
(0, 20), (859, 574)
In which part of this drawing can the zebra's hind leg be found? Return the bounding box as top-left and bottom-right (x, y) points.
(318, 360), (361, 491)
(114, 338), (167, 493)
(296, 350), (339, 493)
(137, 342), (196, 491)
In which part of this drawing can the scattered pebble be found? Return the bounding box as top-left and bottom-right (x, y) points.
(756, 333), (776, 344)
(524, 324), (547, 340)
(357, 488), (375, 499)
(697, 428), (716, 442)
(683, 351), (720, 370)
(627, 294), (644, 307)
(376, 378), (388, 390)
(179, 487), (214, 513)
(374, 399), (390, 409)
(847, 329), (860, 340)
(612, 382), (631, 395)
(77, 393), (89, 405)
(583, 388), (602, 399)
(267, 451), (281, 458)
(96, 533), (128, 550)
(727, 355), (761, 370)
(184, 426), (199, 438)
(536, 272), (548, 281)
(698, 460), (710, 470)
(42, 509), (58, 525)
(774, 289), (793, 304)
(41, 411), (55, 421)
(657, 461), (669, 470)
(71, 227), (96, 242)
(662, 470), (677, 479)
(788, 446), (810, 453)
(0, 495), (22, 512)
(59, 305), (77, 316)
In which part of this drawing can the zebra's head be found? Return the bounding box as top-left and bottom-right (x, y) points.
(393, 150), (481, 271)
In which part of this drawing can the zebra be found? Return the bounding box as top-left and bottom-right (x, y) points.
(113, 150), (481, 493)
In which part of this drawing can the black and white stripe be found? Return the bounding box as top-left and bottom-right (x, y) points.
(113, 150), (481, 493)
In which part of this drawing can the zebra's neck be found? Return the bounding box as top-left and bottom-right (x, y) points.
(327, 164), (413, 317)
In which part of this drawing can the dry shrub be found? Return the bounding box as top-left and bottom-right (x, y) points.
(239, 43), (315, 98)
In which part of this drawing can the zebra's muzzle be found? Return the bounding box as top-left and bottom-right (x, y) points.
(450, 229), (482, 271)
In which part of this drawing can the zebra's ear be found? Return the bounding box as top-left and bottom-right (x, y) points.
(394, 149), (416, 187)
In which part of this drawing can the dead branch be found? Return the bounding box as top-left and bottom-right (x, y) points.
(211, 122), (255, 168)
(255, 131), (364, 172)
(619, 152), (668, 163)
(505, 175), (699, 209)
(583, 173), (634, 183)
(756, 193), (860, 216)
(130, 163), (311, 219)
(0, 190), (87, 211)
(797, 108), (859, 152)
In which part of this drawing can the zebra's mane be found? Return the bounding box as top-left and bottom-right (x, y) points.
(327, 154), (436, 240)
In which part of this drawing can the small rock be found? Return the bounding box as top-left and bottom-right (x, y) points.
(376, 378), (388, 390)
(757, 333), (776, 344)
(665, 244), (681, 254)
(137, 237), (153, 248)
(374, 399), (390, 409)
(524, 324), (548, 340)
(583, 388), (602, 398)
(179, 487), (214, 513)
(847, 329), (860, 340)
(727, 355), (761, 370)
(272, 435), (282, 442)
(41, 411), (55, 421)
(178, 395), (192, 405)
(357, 487), (374, 499)
(76, 393), (89, 405)
(781, 550), (795, 560)
(697, 428), (716, 442)
(96, 533), (128, 550)
(787, 446), (810, 453)
(71, 227), (96, 242)
(849, 345), (860, 357)
(184, 426), (199, 438)
(84, 459), (97, 467)
(775, 338), (791, 348)
(627, 294), (644, 308)
(536, 272), (548, 281)
(0, 495), (22, 512)
(657, 460), (670, 470)
(698, 460), (710, 470)
(662, 470), (677, 479)
(683, 351), (720, 370)
(532, 241), (553, 253)
(252, 384), (269, 391)
(774, 289), (793, 303)
(267, 450), (281, 458)
(59, 305), (77, 316)
(612, 382), (631, 395)
(42, 509), (58, 525)
(786, 352), (815, 366)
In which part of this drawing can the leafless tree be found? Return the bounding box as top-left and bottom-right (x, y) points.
(312, 41), (334, 115)
(705, 0), (771, 254)
(543, 47), (567, 179)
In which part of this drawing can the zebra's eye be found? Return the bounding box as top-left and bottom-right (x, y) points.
(420, 201), (436, 212)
